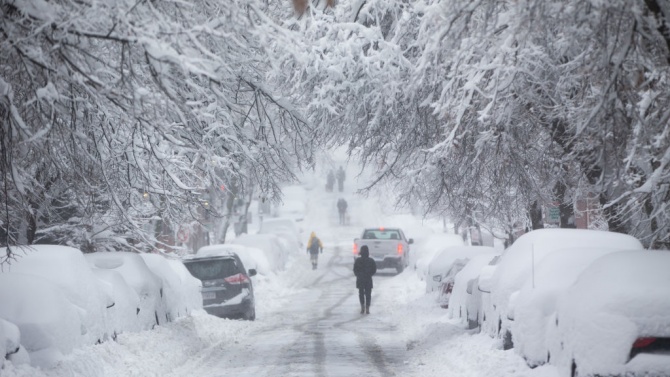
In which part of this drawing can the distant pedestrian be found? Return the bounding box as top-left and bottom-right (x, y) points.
(337, 198), (348, 225)
(353, 245), (377, 314)
(306, 232), (323, 270)
(336, 166), (345, 192)
(326, 170), (335, 192)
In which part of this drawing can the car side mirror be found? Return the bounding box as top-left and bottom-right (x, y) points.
(408, 238), (414, 244)
(466, 279), (476, 295)
(248, 269), (257, 277)
(477, 265), (497, 293)
(432, 275), (442, 282)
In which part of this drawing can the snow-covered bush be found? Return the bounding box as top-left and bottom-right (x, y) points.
(483, 229), (643, 348)
(231, 234), (290, 272)
(551, 250), (670, 377)
(2, 246), (110, 345)
(85, 252), (164, 331)
(512, 247), (643, 367)
(0, 318), (21, 368)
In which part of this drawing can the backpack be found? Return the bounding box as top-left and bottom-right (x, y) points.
(309, 238), (320, 253)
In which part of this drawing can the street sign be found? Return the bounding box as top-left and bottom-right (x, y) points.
(546, 203), (560, 224)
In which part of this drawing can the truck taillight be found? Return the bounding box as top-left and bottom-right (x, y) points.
(397, 243), (403, 254)
(353, 243), (358, 255)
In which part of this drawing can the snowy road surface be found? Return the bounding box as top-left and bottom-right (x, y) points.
(168, 245), (403, 377)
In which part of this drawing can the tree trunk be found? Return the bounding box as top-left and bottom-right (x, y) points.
(528, 200), (544, 230)
(554, 181), (576, 228)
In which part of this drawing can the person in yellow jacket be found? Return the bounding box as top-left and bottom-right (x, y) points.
(306, 232), (323, 270)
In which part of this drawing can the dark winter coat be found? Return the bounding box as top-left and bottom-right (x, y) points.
(354, 248), (377, 289)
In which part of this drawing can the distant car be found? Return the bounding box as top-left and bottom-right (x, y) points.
(446, 253), (500, 328)
(550, 250), (670, 377)
(183, 252), (257, 321)
(426, 245), (497, 293)
(478, 229), (643, 350)
(511, 247), (641, 368)
(353, 227), (413, 273)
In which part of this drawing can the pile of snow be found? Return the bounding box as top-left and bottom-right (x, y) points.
(483, 229), (643, 345)
(552, 250), (670, 377)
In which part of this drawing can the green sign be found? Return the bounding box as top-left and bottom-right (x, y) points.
(546, 204), (560, 224)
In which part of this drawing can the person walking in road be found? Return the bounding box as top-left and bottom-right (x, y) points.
(353, 245), (377, 314)
(337, 198), (348, 225)
(326, 170), (335, 192)
(306, 232), (323, 270)
(336, 166), (346, 192)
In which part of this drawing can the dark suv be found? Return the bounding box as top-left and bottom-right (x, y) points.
(183, 252), (257, 320)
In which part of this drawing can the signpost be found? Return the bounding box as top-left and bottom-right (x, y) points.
(546, 202), (560, 225)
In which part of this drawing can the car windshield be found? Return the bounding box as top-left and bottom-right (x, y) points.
(363, 229), (401, 240)
(184, 258), (238, 280)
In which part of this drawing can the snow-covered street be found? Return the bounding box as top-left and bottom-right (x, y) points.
(3, 162), (561, 377)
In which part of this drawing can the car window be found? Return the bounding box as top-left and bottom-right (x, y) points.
(363, 230), (401, 240)
(184, 258), (239, 280)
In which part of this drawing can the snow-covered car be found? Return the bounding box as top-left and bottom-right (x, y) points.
(140, 253), (202, 321)
(550, 250), (670, 377)
(85, 252), (165, 331)
(258, 217), (303, 252)
(446, 253), (500, 328)
(512, 247), (644, 367)
(426, 245), (497, 293)
(274, 198), (306, 222)
(183, 251), (257, 320)
(478, 229), (643, 349)
(0, 273), (83, 368)
(3, 246), (110, 346)
(413, 233), (465, 280)
(232, 233), (290, 272)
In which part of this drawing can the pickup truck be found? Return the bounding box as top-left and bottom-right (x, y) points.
(353, 227), (414, 273)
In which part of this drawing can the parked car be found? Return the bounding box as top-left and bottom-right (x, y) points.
(183, 251), (257, 320)
(550, 250), (670, 377)
(258, 217), (303, 252)
(426, 245), (497, 293)
(478, 229), (643, 350)
(232, 233), (290, 272)
(512, 247), (643, 367)
(413, 233), (465, 280)
(446, 253), (500, 328)
(353, 227), (413, 273)
(198, 244), (272, 277)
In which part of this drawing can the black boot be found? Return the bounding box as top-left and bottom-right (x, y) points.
(365, 306), (370, 315)
(360, 304), (365, 314)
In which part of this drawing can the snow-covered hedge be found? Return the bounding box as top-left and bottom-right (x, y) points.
(0, 246), (201, 369)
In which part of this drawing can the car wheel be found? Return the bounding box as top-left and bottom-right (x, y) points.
(245, 308), (256, 321)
